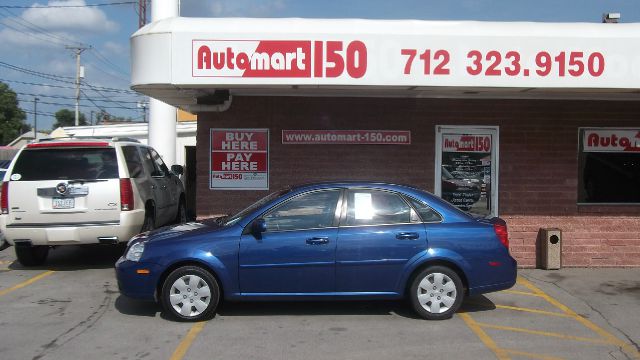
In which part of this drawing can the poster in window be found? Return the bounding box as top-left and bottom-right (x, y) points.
(441, 134), (492, 216)
(210, 128), (269, 190)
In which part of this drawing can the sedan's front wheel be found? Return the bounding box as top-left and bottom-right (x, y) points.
(410, 266), (463, 320)
(161, 266), (220, 321)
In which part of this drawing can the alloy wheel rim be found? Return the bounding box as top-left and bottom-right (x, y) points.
(169, 274), (211, 317)
(416, 272), (457, 314)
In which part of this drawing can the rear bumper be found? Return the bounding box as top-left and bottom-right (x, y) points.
(0, 210), (145, 245)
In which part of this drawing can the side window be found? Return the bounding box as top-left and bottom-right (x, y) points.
(150, 149), (170, 176)
(263, 190), (341, 232)
(345, 189), (412, 226)
(141, 148), (162, 177)
(405, 197), (443, 223)
(122, 146), (144, 178)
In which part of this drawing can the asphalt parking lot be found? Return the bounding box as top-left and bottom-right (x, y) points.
(0, 245), (638, 360)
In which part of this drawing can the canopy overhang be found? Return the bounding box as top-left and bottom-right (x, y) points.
(131, 17), (640, 110)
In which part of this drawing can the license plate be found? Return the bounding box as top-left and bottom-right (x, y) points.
(52, 197), (75, 209)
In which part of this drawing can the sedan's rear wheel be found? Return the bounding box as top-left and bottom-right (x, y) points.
(15, 245), (49, 267)
(161, 266), (220, 321)
(410, 266), (463, 320)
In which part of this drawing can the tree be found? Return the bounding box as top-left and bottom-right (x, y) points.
(0, 82), (29, 145)
(52, 109), (87, 129)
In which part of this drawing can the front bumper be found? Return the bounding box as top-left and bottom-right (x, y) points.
(115, 256), (163, 301)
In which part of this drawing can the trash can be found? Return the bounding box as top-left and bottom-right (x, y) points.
(539, 228), (562, 270)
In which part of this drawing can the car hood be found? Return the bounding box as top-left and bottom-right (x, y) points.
(143, 219), (222, 244)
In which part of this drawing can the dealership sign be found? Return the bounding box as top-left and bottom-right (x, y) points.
(442, 134), (492, 153)
(282, 130), (410, 144)
(582, 129), (640, 152)
(130, 19), (639, 90)
(210, 129), (269, 190)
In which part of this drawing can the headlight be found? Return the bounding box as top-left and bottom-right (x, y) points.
(125, 241), (146, 262)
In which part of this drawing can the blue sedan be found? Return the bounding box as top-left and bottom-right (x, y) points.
(116, 182), (516, 321)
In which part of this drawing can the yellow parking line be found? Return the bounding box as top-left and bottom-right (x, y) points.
(501, 289), (543, 298)
(459, 313), (510, 360)
(0, 271), (55, 297)
(476, 321), (618, 346)
(518, 276), (639, 358)
(493, 304), (572, 318)
(503, 349), (564, 360)
(169, 321), (207, 360)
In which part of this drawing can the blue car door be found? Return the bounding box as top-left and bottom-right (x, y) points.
(336, 189), (428, 293)
(239, 189), (342, 294)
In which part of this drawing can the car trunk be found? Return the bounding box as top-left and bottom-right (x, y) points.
(6, 146), (121, 226)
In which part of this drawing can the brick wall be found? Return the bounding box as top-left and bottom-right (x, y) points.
(196, 96), (640, 267)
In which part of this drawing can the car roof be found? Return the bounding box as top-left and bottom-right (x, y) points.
(22, 137), (142, 149)
(289, 181), (422, 192)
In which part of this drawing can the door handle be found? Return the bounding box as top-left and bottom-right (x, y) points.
(396, 232), (419, 240)
(306, 237), (329, 245)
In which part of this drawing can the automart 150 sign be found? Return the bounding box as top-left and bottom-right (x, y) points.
(175, 24), (640, 89)
(210, 129), (269, 190)
(582, 128), (640, 152)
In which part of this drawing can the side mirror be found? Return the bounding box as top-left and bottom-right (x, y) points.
(251, 218), (267, 234)
(171, 165), (184, 176)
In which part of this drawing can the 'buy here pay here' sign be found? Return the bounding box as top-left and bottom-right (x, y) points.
(210, 128), (269, 190)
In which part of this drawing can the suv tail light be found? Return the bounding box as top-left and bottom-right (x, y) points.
(1, 181), (8, 214)
(494, 222), (509, 250)
(120, 178), (134, 211)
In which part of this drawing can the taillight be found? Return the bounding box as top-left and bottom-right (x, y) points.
(494, 222), (509, 249)
(1, 181), (8, 214)
(120, 178), (134, 211)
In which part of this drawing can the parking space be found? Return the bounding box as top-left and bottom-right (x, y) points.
(1, 246), (638, 360)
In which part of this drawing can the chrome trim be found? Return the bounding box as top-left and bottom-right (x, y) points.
(7, 221), (120, 228)
(37, 186), (89, 197)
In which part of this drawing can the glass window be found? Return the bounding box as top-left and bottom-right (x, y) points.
(578, 128), (640, 203)
(405, 197), (443, 222)
(141, 148), (160, 177)
(122, 146), (144, 178)
(11, 148), (118, 181)
(150, 149), (170, 175)
(345, 189), (412, 226)
(263, 190), (340, 232)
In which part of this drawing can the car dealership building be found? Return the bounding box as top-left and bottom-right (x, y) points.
(131, 9), (640, 267)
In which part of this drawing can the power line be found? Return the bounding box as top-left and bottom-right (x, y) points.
(14, 91), (142, 104)
(18, 97), (139, 110)
(0, 75), (139, 94)
(0, 61), (75, 82)
(88, 47), (130, 76)
(0, 8), (84, 47)
(0, 2), (137, 9)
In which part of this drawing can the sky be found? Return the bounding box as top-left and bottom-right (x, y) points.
(0, 0), (638, 132)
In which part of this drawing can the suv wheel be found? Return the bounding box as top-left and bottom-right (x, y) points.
(141, 209), (155, 232)
(15, 245), (49, 267)
(409, 266), (463, 320)
(175, 199), (187, 224)
(161, 266), (220, 321)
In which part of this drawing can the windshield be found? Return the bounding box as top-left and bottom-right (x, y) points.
(223, 187), (291, 226)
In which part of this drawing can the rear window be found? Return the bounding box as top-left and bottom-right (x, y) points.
(11, 148), (119, 181)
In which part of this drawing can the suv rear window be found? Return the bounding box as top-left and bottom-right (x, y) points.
(12, 148), (118, 181)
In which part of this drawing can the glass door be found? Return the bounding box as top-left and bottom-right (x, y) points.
(435, 126), (499, 217)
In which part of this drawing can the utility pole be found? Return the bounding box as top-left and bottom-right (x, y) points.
(138, 0), (148, 28)
(33, 97), (39, 141)
(66, 45), (88, 126)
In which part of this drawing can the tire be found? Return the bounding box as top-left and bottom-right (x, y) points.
(15, 245), (49, 267)
(409, 265), (464, 320)
(174, 198), (187, 224)
(141, 209), (155, 232)
(161, 266), (220, 322)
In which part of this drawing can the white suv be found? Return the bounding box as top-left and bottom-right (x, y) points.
(0, 138), (186, 266)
